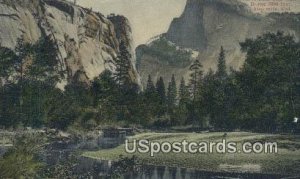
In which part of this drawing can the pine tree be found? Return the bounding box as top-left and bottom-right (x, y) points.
(91, 70), (118, 107)
(212, 47), (230, 129)
(145, 75), (156, 96)
(189, 60), (203, 101)
(115, 41), (132, 88)
(144, 75), (158, 117)
(156, 76), (166, 104)
(216, 46), (227, 80)
(15, 37), (33, 84)
(187, 60), (204, 125)
(30, 35), (60, 84)
(0, 47), (17, 83)
(14, 37), (34, 121)
(167, 74), (177, 109)
(179, 77), (189, 104)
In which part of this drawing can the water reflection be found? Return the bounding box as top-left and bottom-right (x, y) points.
(72, 157), (284, 179)
(41, 143), (285, 179)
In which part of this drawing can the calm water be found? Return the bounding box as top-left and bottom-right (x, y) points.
(0, 143), (289, 179)
(73, 157), (285, 179)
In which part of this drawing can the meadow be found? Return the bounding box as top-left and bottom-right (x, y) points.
(84, 132), (300, 175)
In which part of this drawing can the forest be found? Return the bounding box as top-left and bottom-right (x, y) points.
(0, 31), (299, 133)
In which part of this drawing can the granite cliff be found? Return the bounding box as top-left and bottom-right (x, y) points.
(0, 0), (140, 87)
(137, 0), (300, 86)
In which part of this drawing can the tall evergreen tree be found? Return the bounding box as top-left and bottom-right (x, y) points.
(91, 70), (118, 107)
(29, 35), (60, 85)
(13, 37), (34, 123)
(115, 41), (141, 122)
(143, 75), (159, 120)
(189, 60), (203, 101)
(216, 46), (227, 79)
(167, 74), (177, 109)
(0, 47), (17, 84)
(15, 37), (33, 84)
(145, 75), (156, 95)
(187, 60), (204, 125)
(179, 77), (189, 104)
(0, 36), (62, 128)
(211, 47), (230, 129)
(115, 41), (132, 88)
(172, 77), (190, 125)
(156, 76), (166, 104)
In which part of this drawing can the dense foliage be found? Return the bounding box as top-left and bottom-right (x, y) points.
(0, 32), (299, 132)
(136, 38), (193, 68)
(0, 134), (46, 178)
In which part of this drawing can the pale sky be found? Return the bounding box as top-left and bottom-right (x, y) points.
(76, 0), (300, 48)
(77, 0), (187, 47)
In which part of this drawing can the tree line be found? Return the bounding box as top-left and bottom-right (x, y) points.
(0, 32), (299, 132)
(141, 32), (300, 132)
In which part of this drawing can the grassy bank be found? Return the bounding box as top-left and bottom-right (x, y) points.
(83, 132), (300, 175)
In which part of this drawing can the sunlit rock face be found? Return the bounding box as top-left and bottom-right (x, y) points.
(137, 0), (300, 85)
(166, 0), (207, 51)
(0, 0), (140, 87)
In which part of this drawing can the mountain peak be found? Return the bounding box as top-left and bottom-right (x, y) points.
(137, 0), (300, 86)
(165, 0), (207, 50)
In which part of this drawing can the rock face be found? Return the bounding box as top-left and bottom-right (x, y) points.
(137, 0), (300, 85)
(165, 0), (207, 50)
(108, 15), (140, 84)
(0, 0), (140, 87)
